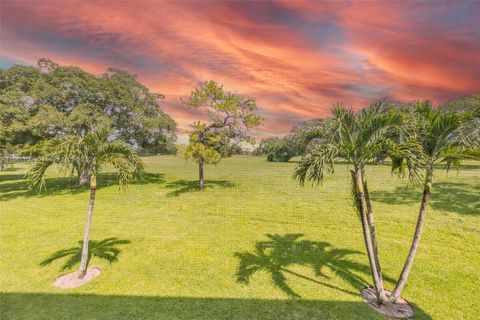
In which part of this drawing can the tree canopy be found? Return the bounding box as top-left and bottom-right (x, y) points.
(0, 58), (176, 155)
(181, 81), (262, 163)
(180, 80), (262, 189)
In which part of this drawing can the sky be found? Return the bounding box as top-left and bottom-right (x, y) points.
(1, 0), (479, 139)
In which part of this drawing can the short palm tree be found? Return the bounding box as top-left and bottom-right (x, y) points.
(26, 126), (143, 279)
(388, 101), (479, 302)
(294, 102), (401, 304)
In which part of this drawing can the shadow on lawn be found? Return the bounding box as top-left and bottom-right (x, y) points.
(235, 234), (395, 299)
(371, 182), (480, 216)
(40, 238), (131, 271)
(165, 179), (235, 197)
(0, 293), (432, 320)
(0, 172), (164, 201)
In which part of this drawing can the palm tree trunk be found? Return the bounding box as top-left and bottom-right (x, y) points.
(78, 176), (96, 279)
(351, 166), (387, 304)
(390, 169), (433, 302)
(199, 158), (205, 191)
(76, 165), (90, 187)
(361, 167), (385, 292)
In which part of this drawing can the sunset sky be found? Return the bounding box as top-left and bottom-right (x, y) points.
(1, 1), (479, 139)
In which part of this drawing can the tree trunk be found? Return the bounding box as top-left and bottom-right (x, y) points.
(361, 167), (384, 292)
(78, 176), (96, 279)
(76, 166), (90, 187)
(390, 169), (433, 302)
(199, 158), (205, 191)
(351, 166), (387, 304)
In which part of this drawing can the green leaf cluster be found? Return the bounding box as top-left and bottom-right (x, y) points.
(0, 59), (176, 155)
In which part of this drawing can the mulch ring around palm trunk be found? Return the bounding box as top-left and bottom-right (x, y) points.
(361, 287), (414, 319)
(53, 267), (101, 289)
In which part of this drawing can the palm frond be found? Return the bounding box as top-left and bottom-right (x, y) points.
(25, 125), (144, 190)
(293, 144), (337, 186)
(99, 140), (145, 187)
(430, 112), (461, 158)
(387, 140), (424, 186)
(457, 117), (480, 149)
(24, 158), (53, 191)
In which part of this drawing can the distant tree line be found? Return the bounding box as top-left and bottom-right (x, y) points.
(256, 95), (480, 163)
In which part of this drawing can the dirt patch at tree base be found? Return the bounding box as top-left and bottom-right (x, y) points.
(53, 267), (101, 289)
(361, 287), (414, 319)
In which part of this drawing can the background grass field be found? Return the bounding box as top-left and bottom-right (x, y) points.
(1, 156), (479, 319)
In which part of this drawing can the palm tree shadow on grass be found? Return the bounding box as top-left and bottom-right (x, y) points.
(0, 172), (164, 201)
(165, 179), (235, 197)
(40, 238), (131, 271)
(235, 233), (395, 298)
(370, 182), (480, 216)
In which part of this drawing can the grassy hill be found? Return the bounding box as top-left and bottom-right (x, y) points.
(1, 156), (479, 319)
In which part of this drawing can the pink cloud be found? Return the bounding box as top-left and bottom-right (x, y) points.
(1, 1), (479, 139)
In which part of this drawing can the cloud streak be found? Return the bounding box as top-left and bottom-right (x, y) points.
(1, 0), (479, 139)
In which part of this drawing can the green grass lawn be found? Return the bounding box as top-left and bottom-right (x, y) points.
(1, 156), (479, 319)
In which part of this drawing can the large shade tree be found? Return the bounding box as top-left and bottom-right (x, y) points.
(294, 102), (402, 304)
(181, 81), (262, 190)
(388, 101), (479, 302)
(26, 126), (144, 279)
(0, 58), (175, 184)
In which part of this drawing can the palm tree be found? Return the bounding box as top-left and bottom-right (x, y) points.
(26, 126), (143, 279)
(388, 101), (479, 302)
(293, 102), (401, 304)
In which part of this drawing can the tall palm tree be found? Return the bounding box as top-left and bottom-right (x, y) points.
(388, 101), (479, 302)
(294, 102), (401, 304)
(26, 126), (144, 279)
